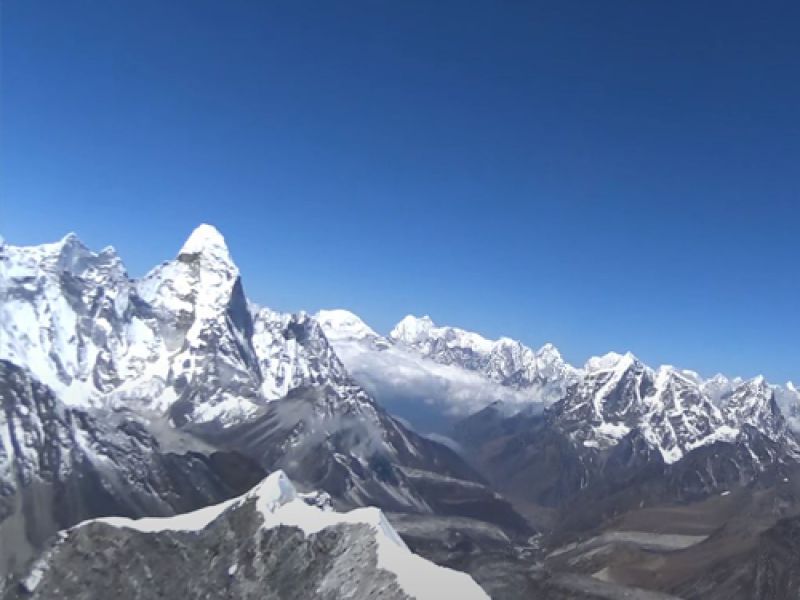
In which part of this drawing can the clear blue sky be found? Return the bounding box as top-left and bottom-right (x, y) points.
(2, 1), (798, 381)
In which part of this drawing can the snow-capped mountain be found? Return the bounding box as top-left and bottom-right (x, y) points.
(0, 226), (531, 583)
(0, 232), (136, 408)
(0, 226), (357, 428)
(319, 308), (800, 464)
(389, 314), (581, 396)
(3, 470), (489, 600)
(557, 352), (794, 463)
(0, 225), (257, 422)
(455, 349), (800, 518)
(316, 309), (383, 344)
(7, 218), (790, 497)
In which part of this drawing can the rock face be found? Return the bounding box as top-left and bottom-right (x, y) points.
(0, 360), (264, 575)
(197, 383), (531, 534)
(677, 515), (800, 600)
(2, 471), (489, 600)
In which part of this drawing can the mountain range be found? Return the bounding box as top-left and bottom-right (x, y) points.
(317, 308), (800, 444)
(2, 225), (800, 599)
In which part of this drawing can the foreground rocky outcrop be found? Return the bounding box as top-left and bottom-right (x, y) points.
(2, 471), (489, 600)
(0, 360), (264, 575)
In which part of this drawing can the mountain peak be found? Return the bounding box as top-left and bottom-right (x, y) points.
(175, 224), (238, 280)
(24, 467), (489, 600)
(60, 231), (81, 245)
(390, 314), (435, 343)
(52, 231), (88, 258)
(536, 342), (563, 359)
(316, 309), (379, 341)
(584, 350), (638, 373)
(707, 373), (730, 384)
(178, 223), (230, 259)
(402, 314), (435, 327)
(46, 232), (94, 274)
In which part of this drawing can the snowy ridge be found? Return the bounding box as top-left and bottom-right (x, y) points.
(388, 314), (580, 396)
(560, 352), (797, 463)
(391, 315), (494, 353)
(320, 311), (800, 463)
(0, 226), (378, 429)
(74, 470), (489, 600)
(0, 232), (131, 407)
(252, 307), (359, 403)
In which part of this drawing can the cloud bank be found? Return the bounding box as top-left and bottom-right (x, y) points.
(330, 339), (544, 433)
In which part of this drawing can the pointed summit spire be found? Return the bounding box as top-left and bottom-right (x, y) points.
(176, 224), (239, 277)
(60, 231), (81, 245)
(179, 223), (229, 257)
(55, 231), (87, 257)
(390, 314), (435, 344)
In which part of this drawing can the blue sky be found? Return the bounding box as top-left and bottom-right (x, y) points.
(2, 1), (798, 381)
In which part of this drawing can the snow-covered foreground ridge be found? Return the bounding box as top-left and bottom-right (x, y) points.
(67, 470), (489, 600)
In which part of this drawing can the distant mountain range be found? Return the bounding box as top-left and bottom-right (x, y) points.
(317, 308), (800, 448)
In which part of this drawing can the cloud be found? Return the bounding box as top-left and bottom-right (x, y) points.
(330, 339), (544, 426)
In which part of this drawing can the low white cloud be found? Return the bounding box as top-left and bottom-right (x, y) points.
(331, 339), (544, 423)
